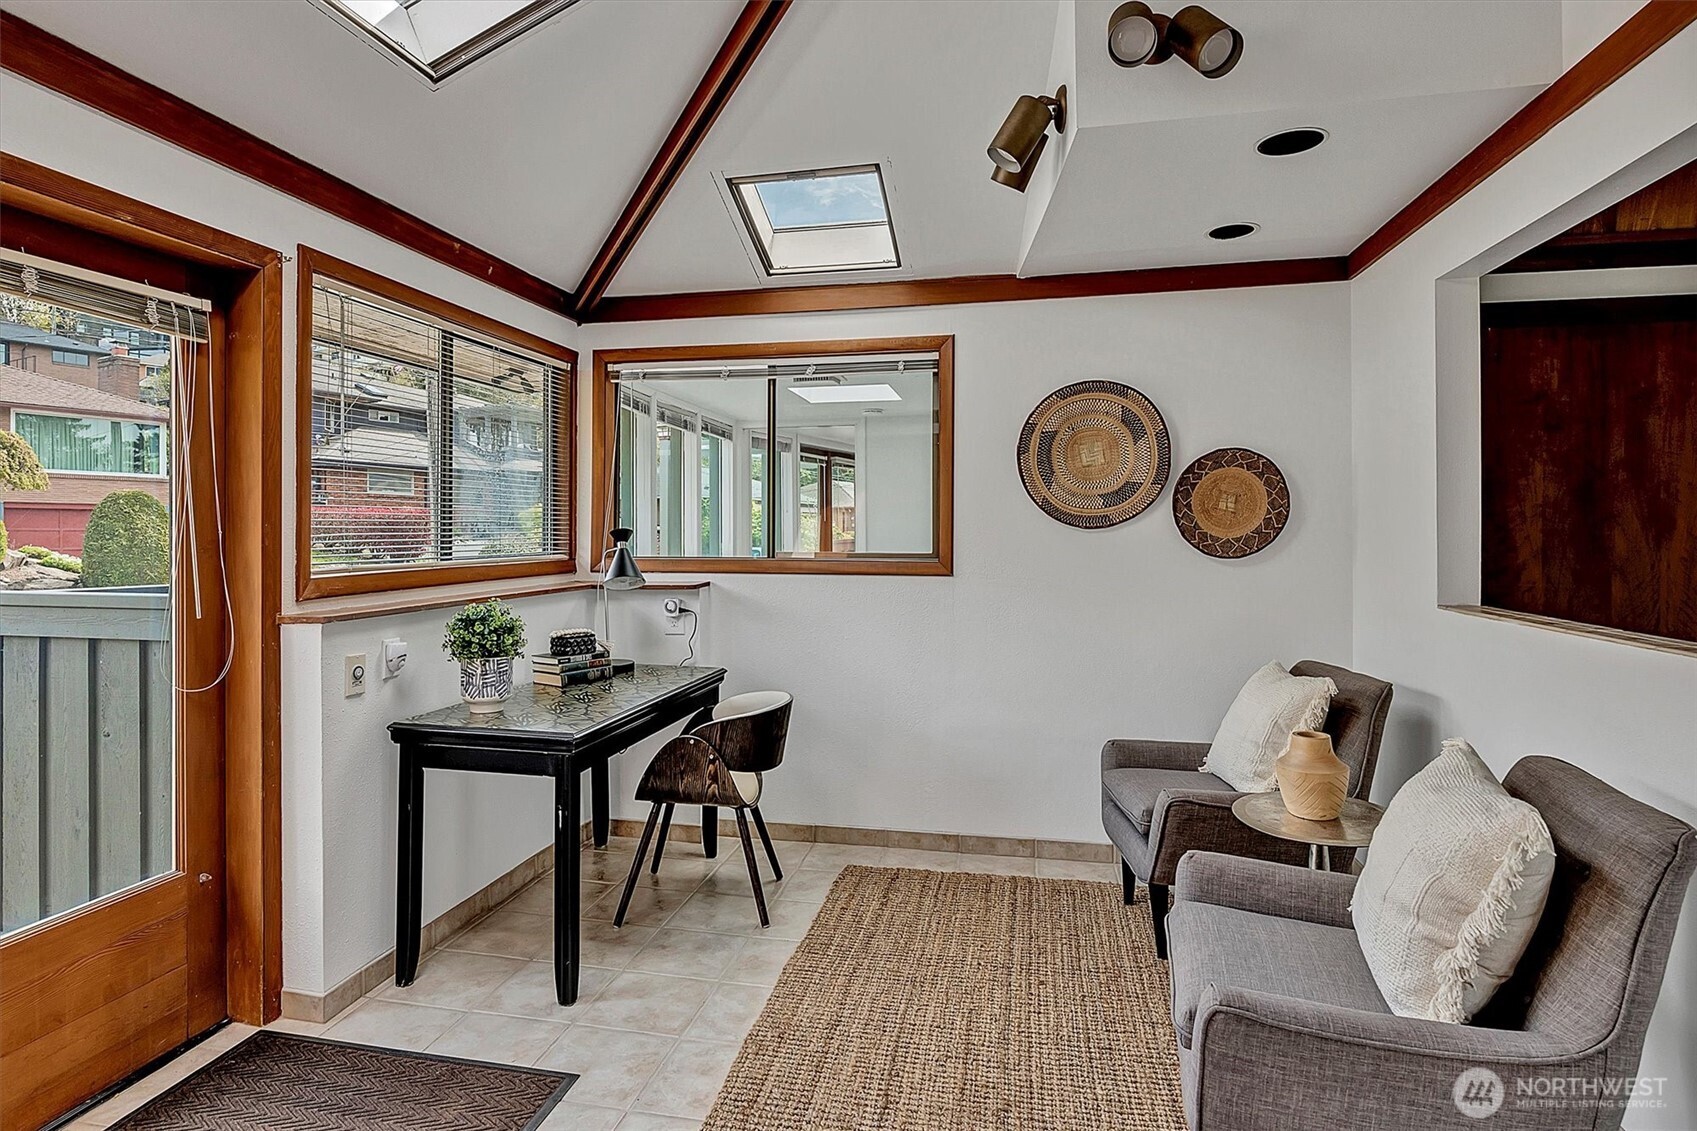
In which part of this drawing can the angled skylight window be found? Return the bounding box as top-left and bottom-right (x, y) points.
(729, 165), (901, 276)
(315, 0), (579, 85)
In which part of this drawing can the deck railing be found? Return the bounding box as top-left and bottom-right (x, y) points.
(0, 587), (173, 933)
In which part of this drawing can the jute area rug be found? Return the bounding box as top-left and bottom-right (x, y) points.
(704, 866), (1185, 1131)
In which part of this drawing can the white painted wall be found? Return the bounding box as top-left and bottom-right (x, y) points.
(1349, 26), (1697, 1130)
(580, 282), (1358, 843)
(0, 74), (582, 996)
(855, 411), (934, 554)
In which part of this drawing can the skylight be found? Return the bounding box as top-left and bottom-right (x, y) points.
(789, 382), (902, 405)
(729, 165), (901, 276)
(316, 0), (579, 85)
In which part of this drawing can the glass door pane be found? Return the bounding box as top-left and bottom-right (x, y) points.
(0, 297), (177, 933)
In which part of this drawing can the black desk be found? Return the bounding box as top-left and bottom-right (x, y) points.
(388, 664), (726, 1004)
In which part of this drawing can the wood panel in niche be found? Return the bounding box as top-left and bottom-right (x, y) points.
(1481, 295), (1697, 642)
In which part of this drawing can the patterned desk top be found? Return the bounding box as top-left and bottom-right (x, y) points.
(390, 664), (726, 740)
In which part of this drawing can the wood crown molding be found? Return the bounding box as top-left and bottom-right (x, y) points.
(572, 0), (791, 318)
(588, 257), (1349, 322)
(0, 11), (575, 317)
(1347, 0), (1697, 276)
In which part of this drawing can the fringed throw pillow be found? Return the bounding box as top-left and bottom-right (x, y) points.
(1351, 740), (1556, 1022)
(1200, 662), (1335, 793)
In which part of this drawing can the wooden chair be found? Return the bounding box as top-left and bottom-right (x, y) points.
(614, 691), (792, 928)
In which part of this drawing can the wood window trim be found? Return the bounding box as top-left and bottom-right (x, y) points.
(0, 156), (286, 1028)
(591, 336), (954, 577)
(294, 246), (578, 601)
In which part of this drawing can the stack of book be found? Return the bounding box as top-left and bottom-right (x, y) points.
(532, 647), (634, 687)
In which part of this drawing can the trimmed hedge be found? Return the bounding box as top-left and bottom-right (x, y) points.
(81, 491), (169, 587)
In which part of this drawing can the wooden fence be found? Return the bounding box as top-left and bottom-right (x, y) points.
(0, 588), (172, 933)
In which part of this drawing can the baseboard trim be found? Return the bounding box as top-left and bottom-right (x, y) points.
(280, 841), (557, 1024)
(602, 815), (1115, 863)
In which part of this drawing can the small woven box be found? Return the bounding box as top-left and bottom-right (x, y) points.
(549, 629), (600, 658)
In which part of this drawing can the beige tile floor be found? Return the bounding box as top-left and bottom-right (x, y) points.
(65, 838), (1118, 1131)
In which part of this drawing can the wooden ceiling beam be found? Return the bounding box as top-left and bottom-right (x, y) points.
(587, 257), (1349, 321)
(571, 0), (791, 319)
(1347, 0), (1697, 277)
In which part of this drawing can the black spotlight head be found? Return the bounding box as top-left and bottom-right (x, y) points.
(1257, 128), (1328, 157)
(1207, 223), (1259, 241)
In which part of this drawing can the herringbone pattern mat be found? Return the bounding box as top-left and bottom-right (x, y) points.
(704, 866), (1186, 1131)
(111, 1031), (574, 1130)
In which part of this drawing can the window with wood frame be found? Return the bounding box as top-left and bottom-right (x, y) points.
(296, 248), (574, 599)
(594, 337), (952, 576)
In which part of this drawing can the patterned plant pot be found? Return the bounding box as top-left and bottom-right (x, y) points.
(460, 657), (514, 713)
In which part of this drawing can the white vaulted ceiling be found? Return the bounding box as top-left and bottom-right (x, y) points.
(0, 0), (744, 288)
(0, 0), (1570, 300)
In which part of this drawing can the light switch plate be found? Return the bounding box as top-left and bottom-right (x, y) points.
(345, 653), (367, 697)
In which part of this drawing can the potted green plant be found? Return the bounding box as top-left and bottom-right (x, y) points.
(443, 599), (527, 713)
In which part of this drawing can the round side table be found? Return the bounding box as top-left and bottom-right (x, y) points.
(1230, 793), (1385, 871)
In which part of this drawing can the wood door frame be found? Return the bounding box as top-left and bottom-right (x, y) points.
(0, 155), (285, 1028)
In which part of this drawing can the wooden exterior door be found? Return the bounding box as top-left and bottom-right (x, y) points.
(0, 306), (230, 1128)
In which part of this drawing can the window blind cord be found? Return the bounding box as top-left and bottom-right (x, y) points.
(169, 308), (236, 695)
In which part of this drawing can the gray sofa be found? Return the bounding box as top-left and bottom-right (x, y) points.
(1100, 660), (1393, 957)
(1167, 756), (1696, 1131)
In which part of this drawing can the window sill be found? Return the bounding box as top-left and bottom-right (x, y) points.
(279, 577), (709, 625)
(1439, 605), (1697, 658)
(634, 556), (951, 577)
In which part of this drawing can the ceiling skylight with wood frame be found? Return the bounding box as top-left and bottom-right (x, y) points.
(727, 164), (902, 277)
(313, 0), (580, 86)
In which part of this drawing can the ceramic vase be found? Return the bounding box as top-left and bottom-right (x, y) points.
(460, 656), (514, 714)
(1275, 729), (1349, 820)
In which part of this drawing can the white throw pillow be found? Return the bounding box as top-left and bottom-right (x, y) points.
(1351, 740), (1556, 1023)
(1200, 662), (1335, 792)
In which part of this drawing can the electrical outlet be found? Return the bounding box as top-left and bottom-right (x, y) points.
(664, 599), (688, 636)
(345, 653), (367, 697)
(382, 638), (408, 678)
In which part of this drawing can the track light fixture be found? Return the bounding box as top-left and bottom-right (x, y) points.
(987, 85), (1066, 193)
(1107, 3), (1242, 78)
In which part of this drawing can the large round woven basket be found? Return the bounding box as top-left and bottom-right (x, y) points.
(1171, 447), (1289, 558)
(1017, 380), (1171, 529)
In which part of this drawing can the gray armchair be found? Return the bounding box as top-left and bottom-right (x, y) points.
(1167, 756), (1696, 1131)
(1100, 660), (1392, 957)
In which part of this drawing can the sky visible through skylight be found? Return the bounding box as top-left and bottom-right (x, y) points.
(756, 171), (888, 230)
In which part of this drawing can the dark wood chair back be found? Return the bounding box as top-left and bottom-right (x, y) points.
(694, 691), (792, 775)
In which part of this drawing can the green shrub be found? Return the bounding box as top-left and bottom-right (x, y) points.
(0, 431), (48, 492)
(19, 544), (83, 573)
(81, 491), (169, 587)
(0, 518), (7, 557)
(443, 599), (527, 662)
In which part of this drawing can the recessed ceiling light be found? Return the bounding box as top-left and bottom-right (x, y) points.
(1257, 128), (1328, 157)
(1208, 223), (1259, 240)
(790, 383), (902, 405)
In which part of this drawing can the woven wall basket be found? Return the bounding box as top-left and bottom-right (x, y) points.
(1172, 447), (1290, 558)
(1017, 381), (1171, 529)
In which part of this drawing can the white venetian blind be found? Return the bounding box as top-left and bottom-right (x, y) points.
(307, 281), (570, 575)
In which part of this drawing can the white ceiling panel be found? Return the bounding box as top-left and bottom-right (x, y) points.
(607, 0), (1058, 296)
(0, 0), (742, 290)
(1018, 85), (1545, 275)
